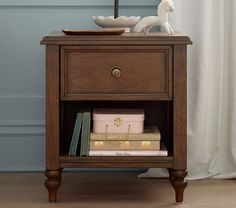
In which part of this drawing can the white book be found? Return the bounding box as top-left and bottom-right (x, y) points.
(89, 150), (168, 156)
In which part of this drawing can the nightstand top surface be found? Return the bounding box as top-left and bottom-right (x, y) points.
(41, 31), (192, 45)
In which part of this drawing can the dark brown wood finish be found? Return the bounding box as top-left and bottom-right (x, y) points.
(44, 45), (61, 202)
(45, 45), (60, 170)
(171, 45), (188, 202)
(61, 46), (172, 100)
(41, 31), (192, 46)
(173, 45), (187, 170)
(60, 156), (173, 168)
(41, 32), (192, 203)
(44, 170), (61, 202)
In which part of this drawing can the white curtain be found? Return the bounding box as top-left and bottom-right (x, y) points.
(140, 0), (236, 180)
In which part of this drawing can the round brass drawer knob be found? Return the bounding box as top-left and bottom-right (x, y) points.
(111, 67), (122, 78)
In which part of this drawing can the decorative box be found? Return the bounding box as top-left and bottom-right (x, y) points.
(93, 108), (144, 134)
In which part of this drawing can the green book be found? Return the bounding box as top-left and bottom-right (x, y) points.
(68, 112), (83, 156)
(80, 111), (91, 156)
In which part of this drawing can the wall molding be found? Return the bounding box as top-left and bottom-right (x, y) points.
(0, 121), (45, 137)
(0, 95), (44, 98)
(0, 0), (158, 7)
(0, 96), (45, 137)
(0, 167), (44, 172)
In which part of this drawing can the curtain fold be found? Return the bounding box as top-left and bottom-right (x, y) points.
(139, 0), (236, 180)
(172, 0), (236, 180)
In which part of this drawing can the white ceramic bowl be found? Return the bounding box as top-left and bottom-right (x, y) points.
(93, 16), (141, 31)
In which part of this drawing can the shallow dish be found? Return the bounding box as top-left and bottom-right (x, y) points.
(93, 16), (140, 32)
(62, 29), (125, 35)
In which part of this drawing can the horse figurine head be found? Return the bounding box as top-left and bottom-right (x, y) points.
(133, 0), (175, 35)
(160, 0), (175, 13)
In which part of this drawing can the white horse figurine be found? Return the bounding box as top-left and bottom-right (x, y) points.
(133, 0), (175, 35)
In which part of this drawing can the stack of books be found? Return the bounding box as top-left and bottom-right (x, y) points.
(89, 127), (167, 156)
(68, 110), (168, 157)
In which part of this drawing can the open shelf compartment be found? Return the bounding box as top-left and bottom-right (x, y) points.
(59, 100), (173, 159)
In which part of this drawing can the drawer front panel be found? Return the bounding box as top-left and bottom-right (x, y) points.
(61, 46), (172, 100)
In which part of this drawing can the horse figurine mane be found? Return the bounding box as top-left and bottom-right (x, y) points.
(133, 0), (175, 35)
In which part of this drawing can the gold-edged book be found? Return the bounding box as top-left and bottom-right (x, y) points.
(90, 126), (161, 141)
(90, 140), (160, 151)
(89, 142), (168, 157)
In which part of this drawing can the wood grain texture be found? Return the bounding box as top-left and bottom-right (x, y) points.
(46, 45), (60, 170)
(171, 170), (188, 202)
(42, 32), (191, 202)
(60, 156), (173, 168)
(173, 45), (187, 170)
(44, 170), (61, 202)
(41, 31), (192, 46)
(61, 46), (172, 100)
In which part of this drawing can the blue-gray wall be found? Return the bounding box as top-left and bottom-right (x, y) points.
(0, 0), (159, 171)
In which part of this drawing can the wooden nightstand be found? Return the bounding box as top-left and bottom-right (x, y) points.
(41, 32), (192, 202)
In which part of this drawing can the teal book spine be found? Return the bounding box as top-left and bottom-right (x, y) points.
(80, 111), (91, 156)
(68, 112), (83, 156)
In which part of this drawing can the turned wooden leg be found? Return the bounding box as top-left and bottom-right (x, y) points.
(171, 170), (188, 202)
(44, 170), (62, 202)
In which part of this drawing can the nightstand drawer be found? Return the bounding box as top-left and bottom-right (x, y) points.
(61, 46), (172, 100)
